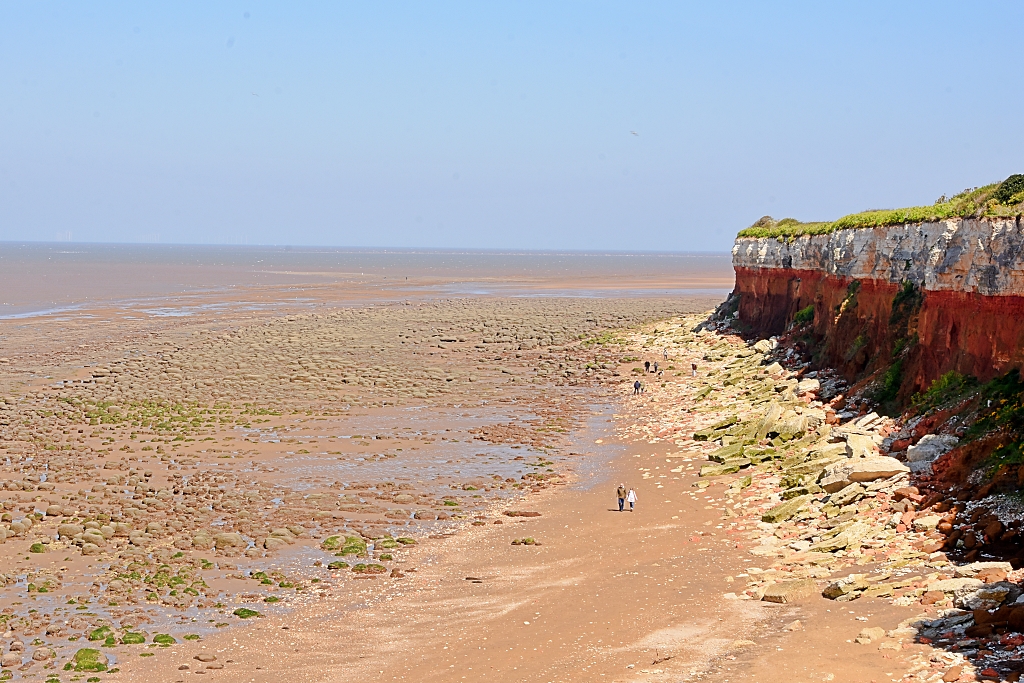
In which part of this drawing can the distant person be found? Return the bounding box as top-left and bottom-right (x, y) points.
(691, 362), (698, 377)
(633, 380), (641, 395)
(640, 382), (645, 394)
(627, 488), (637, 512)
(653, 361), (658, 373)
(663, 348), (669, 360)
(644, 360), (651, 373)
(616, 484), (627, 512)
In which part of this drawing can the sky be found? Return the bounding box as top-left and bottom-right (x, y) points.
(2, 2), (1023, 251)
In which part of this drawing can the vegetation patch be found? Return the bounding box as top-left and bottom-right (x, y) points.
(737, 177), (1024, 239)
(913, 371), (978, 412)
(65, 649), (107, 672)
(233, 608), (260, 619)
(153, 634), (176, 646)
(793, 305), (814, 325)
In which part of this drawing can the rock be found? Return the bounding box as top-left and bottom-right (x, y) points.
(754, 402), (785, 440)
(45, 505), (63, 517)
(784, 620), (803, 631)
(700, 461), (746, 477)
(270, 528), (296, 543)
(192, 533), (214, 550)
(845, 433), (879, 458)
(958, 582), (1014, 610)
(752, 339), (774, 354)
(264, 536), (290, 551)
(82, 531), (107, 547)
(796, 378), (820, 394)
(762, 578), (817, 603)
(31, 648), (53, 661)
(58, 523), (84, 538)
(818, 457), (909, 492)
(761, 495), (812, 523)
(195, 653), (217, 662)
(953, 561), (1013, 578)
(828, 483), (866, 507)
(71, 648), (108, 672)
(810, 521), (872, 552)
(912, 515), (941, 532)
(213, 532), (245, 549)
(930, 577), (983, 596)
(856, 627), (886, 644)
(942, 666), (963, 682)
(81, 543), (101, 556)
(907, 434), (959, 463)
(0, 653), (20, 667)
(173, 537), (193, 550)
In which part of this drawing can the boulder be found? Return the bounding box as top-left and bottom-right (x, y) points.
(907, 434), (959, 474)
(192, 533), (214, 550)
(58, 523), (84, 539)
(810, 521), (872, 552)
(264, 536), (290, 551)
(818, 457), (909, 493)
(912, 515), (941, 532)
(213, 532), (245, 549)
(957, 582), (1014, 610)
(762, 578), (817, 604)
(829, 483), (866, 507)
(907, 434), (959, 463)
(954, 561), (1014, 578)
(845, 434), (879, 458)
(761, 494), (812, 524)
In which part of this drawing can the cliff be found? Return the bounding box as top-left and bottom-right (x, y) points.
(731, 216), (1024, 401)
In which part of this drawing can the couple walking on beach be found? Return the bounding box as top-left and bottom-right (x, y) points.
(616, 484), (637, 512)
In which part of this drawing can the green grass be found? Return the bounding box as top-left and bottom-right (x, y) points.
(737, 179), (1023, 239)
(912, 371), (978, 412)
(793, 305), (814, 325)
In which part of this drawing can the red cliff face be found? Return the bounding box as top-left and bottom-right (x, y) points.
(732, 218), (1024, 398)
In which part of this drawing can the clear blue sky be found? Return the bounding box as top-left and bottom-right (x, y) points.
(2, 2), (1023, 251)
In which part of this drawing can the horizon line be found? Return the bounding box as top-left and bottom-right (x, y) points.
(0, 240), (731, 257)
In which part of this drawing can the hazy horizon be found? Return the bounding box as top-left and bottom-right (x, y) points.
(4, 2), (1023, 250)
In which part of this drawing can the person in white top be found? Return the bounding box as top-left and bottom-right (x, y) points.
(626, 488), (637, 512)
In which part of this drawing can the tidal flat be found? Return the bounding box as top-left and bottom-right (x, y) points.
(0, 277), (720, 677)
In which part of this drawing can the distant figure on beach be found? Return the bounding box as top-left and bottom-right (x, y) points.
(627, 488), (637, 511)
(653, 361), (658, 373)
(663, 348), (668, 360)
(616, 484), (627, 511)
(691, 362), (697, 377)
(644, 360), (650, 373)
(633, 380), (641, 395)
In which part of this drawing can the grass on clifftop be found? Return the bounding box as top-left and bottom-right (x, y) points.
(738, 175), (1024, 239)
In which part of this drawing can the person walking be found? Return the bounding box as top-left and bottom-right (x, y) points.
(633, 380), (641, 395)
(644, 360), (651, 373)
(663, 348), (668, 360)
(653, 361), (659, 373)
(627, 488), (637, 512)
(616, 484), (627, 511)
(691, 362), (698, 377)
